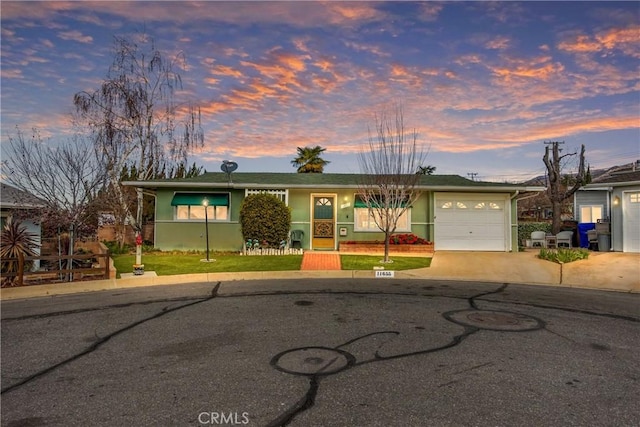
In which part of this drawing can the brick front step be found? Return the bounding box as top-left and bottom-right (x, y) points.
(339, 242), (434, 254)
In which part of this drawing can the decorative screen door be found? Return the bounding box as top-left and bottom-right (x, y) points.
(312, 195), (336, 249)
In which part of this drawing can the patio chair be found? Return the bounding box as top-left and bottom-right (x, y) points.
(530, 231), (546, 248)
(290, 230), (304, 249)
(556, 230), (573, 248)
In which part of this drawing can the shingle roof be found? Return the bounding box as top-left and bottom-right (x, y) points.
(123, 172), (535, 191)
(0, 183), (47, 209)
(589, 170), (640, 185)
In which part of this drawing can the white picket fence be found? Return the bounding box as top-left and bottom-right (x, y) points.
(241, 247), (303, 256)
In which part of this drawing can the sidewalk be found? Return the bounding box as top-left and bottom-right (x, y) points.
(1, 251), (638, 301)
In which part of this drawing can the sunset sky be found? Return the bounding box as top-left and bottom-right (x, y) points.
(1, 1), (638, 182)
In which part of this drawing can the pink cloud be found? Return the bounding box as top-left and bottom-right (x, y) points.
(57, 30), (93, 44)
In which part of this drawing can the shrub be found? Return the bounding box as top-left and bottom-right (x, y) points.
(240, 193), (291, 247)
(538, 248), (589, 264)
(390, 233), (431, 245)
(1, 218), (39, 287)
(518, 222), (552, 246)
(102, 240), (132, 255)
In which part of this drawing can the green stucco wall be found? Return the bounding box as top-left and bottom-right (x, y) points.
(511, 197), (518, 251)
(152, 187), (434, 252)
(154, 188), (245, 251)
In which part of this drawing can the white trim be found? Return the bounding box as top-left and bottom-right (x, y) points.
(579, 205), (604, 223)
(353, 207), (412, 232)
(310, 193), (337, 250)
(245, 188), (288, 205)
(122, 180), (544, 193)
(622, 190), (640, 253)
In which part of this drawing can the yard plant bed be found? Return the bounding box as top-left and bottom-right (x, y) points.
(339, 241), (434, 254)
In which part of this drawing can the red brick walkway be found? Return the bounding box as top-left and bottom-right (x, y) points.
(300, 251), (342, 270)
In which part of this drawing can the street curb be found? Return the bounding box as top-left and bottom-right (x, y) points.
(1, 265), (638, 301)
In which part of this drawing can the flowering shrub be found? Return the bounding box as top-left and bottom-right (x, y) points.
(341, 234), (432, 245)
(390, 234), (431, 245)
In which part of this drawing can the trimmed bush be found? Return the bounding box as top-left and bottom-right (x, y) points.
(518, 222), (551, 246)
(240, 193), (291, 247)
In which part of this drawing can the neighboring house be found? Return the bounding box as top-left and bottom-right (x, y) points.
(123, 173), (545, 253)
(575, 164), (640, 253)
(0, 183), (47, 267)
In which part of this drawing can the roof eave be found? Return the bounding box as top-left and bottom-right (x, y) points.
(122, 180), (544, 192)
(584, 180), (640, 189)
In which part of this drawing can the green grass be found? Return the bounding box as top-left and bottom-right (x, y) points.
(340, 255), (432, 271)
(112, 252), (302, 277)
(538, 248), (590, 264)
(112, 251), (432, 277)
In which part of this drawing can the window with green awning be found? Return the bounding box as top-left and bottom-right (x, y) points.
(171, 193), (229, 206)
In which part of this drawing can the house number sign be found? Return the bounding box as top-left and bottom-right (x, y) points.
(375, 270), (395, 278)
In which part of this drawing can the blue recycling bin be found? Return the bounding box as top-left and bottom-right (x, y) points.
(577, 223), (595, 248)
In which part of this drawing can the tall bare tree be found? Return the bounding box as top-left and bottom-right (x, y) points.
(73, 32), (204, 246)
(357, 106), (426, 262)
(542, 141), (588, 234)
(2, 127), (106, 277)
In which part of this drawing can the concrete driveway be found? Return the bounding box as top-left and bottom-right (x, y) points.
(2, 279), (639, 426)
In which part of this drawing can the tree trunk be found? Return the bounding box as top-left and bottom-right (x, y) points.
(551, 201), (563, 235)
(383, 233), (391, 263)
(68, 223), (75, 282)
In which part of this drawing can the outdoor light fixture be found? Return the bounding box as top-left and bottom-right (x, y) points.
(613, 196), (620, 206)
(202, 197), (211, 262)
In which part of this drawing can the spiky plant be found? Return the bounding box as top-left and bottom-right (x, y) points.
(1, 217), (39, 287)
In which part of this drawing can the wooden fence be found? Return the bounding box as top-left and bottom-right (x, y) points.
(1, 253), (111, 285)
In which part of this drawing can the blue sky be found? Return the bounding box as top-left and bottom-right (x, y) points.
(1, 1), (638, 182)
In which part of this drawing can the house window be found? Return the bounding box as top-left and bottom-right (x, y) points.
(172, 193), (230, 221)
(630, 193), (640, 203)
(353, 195), (411, 232)
(245, 189), (288, 204)
(580, 205), (603, 223)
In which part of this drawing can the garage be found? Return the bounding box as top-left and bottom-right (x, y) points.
(622, 191), (640, 253)
(434, 193), (510, 251)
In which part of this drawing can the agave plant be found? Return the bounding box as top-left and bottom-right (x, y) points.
(1, 217), (39, 287)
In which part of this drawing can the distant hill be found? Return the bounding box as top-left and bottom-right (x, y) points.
(519, 161), (640, 186)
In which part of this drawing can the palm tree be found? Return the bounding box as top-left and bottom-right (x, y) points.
(416, 165), (436, 175)
(291, 146), (330, 173)
(1, 218), (39, 287)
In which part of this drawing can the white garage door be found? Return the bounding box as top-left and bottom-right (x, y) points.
(435, 193), (509, 251)
(623, 191), (640, 253)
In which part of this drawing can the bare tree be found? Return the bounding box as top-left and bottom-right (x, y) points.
(542, 141), (587, 234)
(357, 106), (426, 262)
(2, 127), (106, 277)
(73, 32), (204, 250)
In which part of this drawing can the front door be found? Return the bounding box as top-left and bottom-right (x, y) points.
(312, 195), (336, 249)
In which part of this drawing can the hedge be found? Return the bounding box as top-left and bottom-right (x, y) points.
(518, 222), (552, 246)
(239, 193), (291, 247)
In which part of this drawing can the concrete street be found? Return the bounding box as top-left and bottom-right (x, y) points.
(2, 279), (639, 426)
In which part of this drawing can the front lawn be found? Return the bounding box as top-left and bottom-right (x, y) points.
(112, 252), (432, 277)
(112, 252), (303, 277)
(340, 255), (432, 271)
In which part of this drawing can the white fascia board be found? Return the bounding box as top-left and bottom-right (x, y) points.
(417, 185), (545, 192)
(121, 180), (545, 193)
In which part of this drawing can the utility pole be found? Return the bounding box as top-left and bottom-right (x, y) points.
(467, 172), (478, 181)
